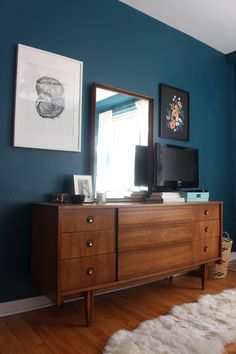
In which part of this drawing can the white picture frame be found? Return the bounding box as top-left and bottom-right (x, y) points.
(13, 44), (83, 152)
(73, 175), (94, 203)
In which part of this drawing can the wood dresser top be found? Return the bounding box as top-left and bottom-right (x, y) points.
(33, 201), (223, 210)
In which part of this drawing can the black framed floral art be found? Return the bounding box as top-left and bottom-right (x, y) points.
(159, 84), (189, 141)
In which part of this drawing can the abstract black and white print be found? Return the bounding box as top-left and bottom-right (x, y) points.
(35, 76), (65, 119)
(14, 44), (83, 151)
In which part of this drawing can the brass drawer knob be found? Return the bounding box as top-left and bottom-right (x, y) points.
(204, 246), (209, 252)
(204, 209), (209, 215)
(86, 216), (94, 224)
(87, 267), (94, 276)
(204, 226), (209, 233)
(86, 239), (94, 248)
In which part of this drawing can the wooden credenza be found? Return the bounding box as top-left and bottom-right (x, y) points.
(32, 201), (222, 325)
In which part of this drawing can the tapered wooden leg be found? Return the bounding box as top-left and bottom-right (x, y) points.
(169, 275), (173, 282)
(200, 264), (208, 290)
(85, 290), (94, 327)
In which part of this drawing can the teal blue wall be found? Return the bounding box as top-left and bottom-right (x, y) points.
(0, 0), (235, 301)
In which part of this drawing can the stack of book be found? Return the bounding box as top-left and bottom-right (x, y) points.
(161, 192), (185, 203)
(130, 191), (148, 202)
(145, 192), (163, 203)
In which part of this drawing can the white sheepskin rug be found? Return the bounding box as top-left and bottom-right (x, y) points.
(103, 289), (236, 354)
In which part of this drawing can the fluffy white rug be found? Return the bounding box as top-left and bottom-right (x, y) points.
(103, 289), (236, 354)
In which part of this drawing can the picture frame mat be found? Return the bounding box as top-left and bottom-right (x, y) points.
(14, 44), (83, 151)
(73, 175), (94, 203)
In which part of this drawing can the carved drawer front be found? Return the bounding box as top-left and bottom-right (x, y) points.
(61, 230), (115, 259)
(192, 204), (220, 221)
(192, 237), (220, 263)
(119, 223), (193, 252)
(60, 209), (115, 232)
(61, 254), (116, 291)
(118, 243), (192, 280)
(119, 207), (193, 228)
(193, 220), (220, 240)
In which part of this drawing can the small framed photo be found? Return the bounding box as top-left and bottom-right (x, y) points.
(159, 84), (189, 141)
(73, 175), (94, 202)
(13, 44), (83, 152)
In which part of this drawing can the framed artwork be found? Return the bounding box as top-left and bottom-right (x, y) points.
(73, 175), (94, 202)
(159, 84), (189, 141)
(13, 44), (83, 151)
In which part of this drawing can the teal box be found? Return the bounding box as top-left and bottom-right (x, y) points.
(180, 192), (209, 202)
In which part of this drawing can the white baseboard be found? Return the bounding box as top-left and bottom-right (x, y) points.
(1, 252), (236, 317)
(0, 295), (53, 317)
(0, 293), (87, 318)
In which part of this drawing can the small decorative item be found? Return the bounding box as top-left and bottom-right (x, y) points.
(96, 191), (106, 204)
(52, 193), (69, 203)
(159, 84), (189, 141)
(70, 194), (85, 204)
(13, 44), (83, 151)
(73, 175), (94, 202)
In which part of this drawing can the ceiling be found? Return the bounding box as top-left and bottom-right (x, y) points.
(119, 0), (236, 54)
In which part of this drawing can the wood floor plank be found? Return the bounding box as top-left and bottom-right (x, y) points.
(0, 319), (26, 354)
(3, 316), (54, 354)
(4, 315), (43, 345)
(25, 309), (100, 354)
(0, 270), (236, 353)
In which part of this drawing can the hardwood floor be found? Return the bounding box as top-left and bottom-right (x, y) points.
(1, 269), (236, 354)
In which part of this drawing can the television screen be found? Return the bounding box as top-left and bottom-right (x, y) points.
(134, 145), (148, 186)
(154, 143), (198, 190)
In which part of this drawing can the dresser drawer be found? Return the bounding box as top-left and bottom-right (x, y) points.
(193, 237), (220, 263)
(193, 220), (220, 240)
(60, 209), (116, 232)
(61, 230), (115, 259)
(118, 243), (192, 280)
(61, 254), (116, 291)
(119, 207), (193, 229)
(192, 204), (220, 221)
(119, 223), (193, 252)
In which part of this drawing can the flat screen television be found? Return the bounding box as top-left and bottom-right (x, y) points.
(154, 142), (199, 191)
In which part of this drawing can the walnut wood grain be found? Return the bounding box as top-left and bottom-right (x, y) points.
(32, 205), (60, 305)
(85, 290), (94, 327)
(193, 220), (220, 239)
(61, 254), (116, 291)
(192, 237), (220, 263)
(60, 208), (116, 232)
(119, 206), (193, 227)
(61, 229), (115, 259)
(192, 204), (220, 221)
(32, 201), (223, 326)
(119, 222), (193, 252)
(200, 263), (208, 290)
(118, 243), (193, 280)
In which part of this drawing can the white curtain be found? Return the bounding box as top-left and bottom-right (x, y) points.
(96, 110), (112, 193)
(96, 99), (149, 197)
